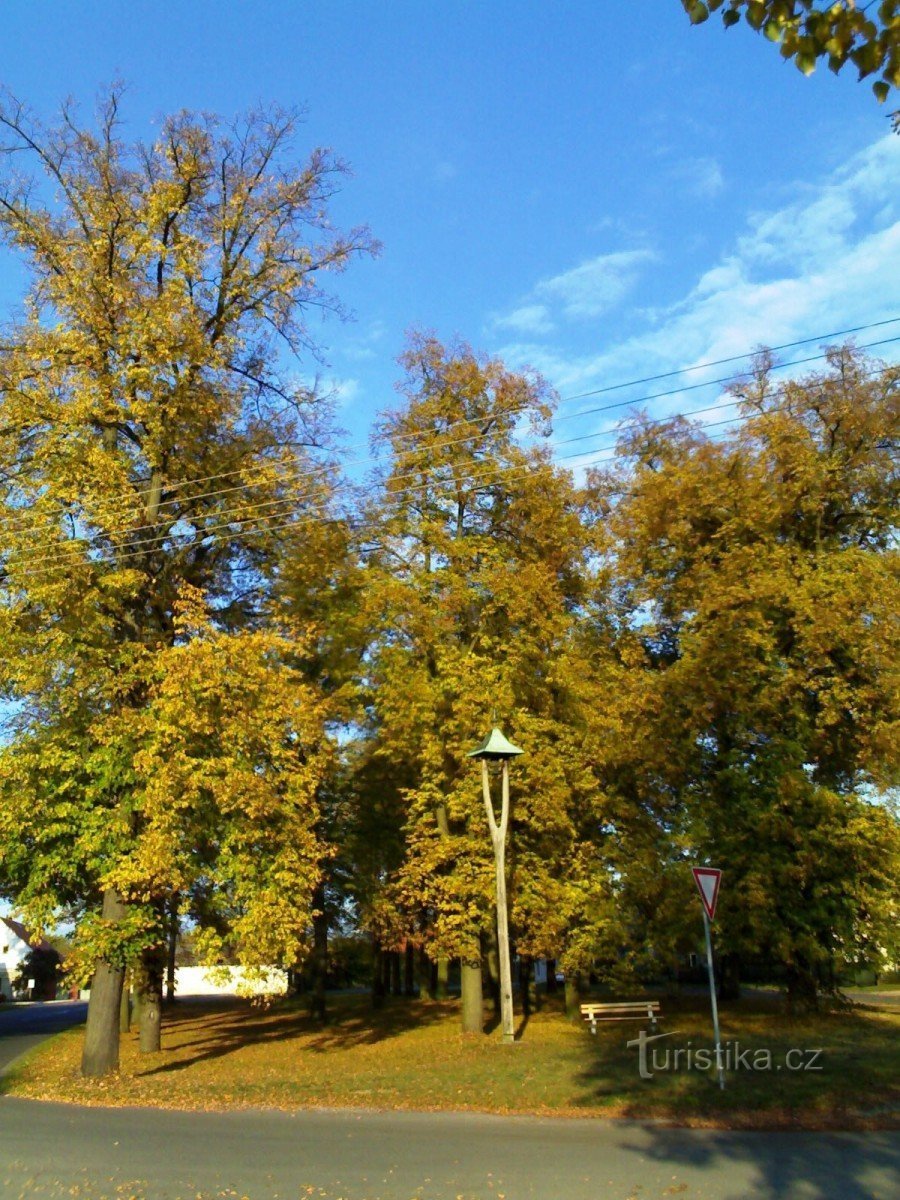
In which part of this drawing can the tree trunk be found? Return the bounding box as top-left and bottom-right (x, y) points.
(435, 956), (449, 1000)
(390, 949), (402, 996)
(546, 959), (559, 993)
(404, 943), (416, 996)
(519, 955), (535, 1017)
(718, 952), (741, 1002)
(136, 944), (164, 1054)
(485, 925), (501, 1015)
(417, 950), (434, 998)
(164, 898), (178, 1005)
(119, 976), (131, 1034)
(372, 940), (385, 1010)
(786, 958), (820, 1013)
(81, 888), (127, 1077)
(310, 884), (328, 1022)
(460, 948), (483, 1034)
(417, 947), (434, 999)
(564, 972), (583, 1018)
(381, 948), (392, 996)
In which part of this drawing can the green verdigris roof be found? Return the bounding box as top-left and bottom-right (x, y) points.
(467, 727), (524, 760)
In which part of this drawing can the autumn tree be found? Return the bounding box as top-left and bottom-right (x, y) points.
(357, 334), (612, 1033)
(604, 347), (900, 1004)
(0, 89), (373, 1073)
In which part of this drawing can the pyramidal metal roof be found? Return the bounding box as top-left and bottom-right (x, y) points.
(467, 727), (524, 760)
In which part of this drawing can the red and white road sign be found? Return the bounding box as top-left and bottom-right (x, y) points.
(692, 867), (722, 920)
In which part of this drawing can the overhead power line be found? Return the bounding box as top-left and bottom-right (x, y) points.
(2, 331), (898, 545)
(2, 314), (897, 522)
(558, 315), (900, 402)
(6, 359), (896, 584)
(0, 426), (726, 585)
(0, 391), (754, 556)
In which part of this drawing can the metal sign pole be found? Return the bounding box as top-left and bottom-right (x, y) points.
(702, 907), (725, 1090)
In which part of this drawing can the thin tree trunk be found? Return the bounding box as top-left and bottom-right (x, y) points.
(381, 948), (392, 996)
(417, 947), (434, 1000)
(546, 959), (559, 994)
(81, 888), (127, 1077)
(311, 883), (328, 1022)
(786, 958), (820, 1013)
(165, 897), (178, 1005)
(718, 952), (741, 1003)
(460, 946), (483, 1034)
(390, 949), (402, 996)
(119, 974), (131, 1034)
(372, 940), (385, 1010)
(564, 972), (583, 1018)
(519, 955), (534, 1017)
(404, 943), (416, 996)
(434, 797), (451, 1003)
(435, 956), (449, 1000)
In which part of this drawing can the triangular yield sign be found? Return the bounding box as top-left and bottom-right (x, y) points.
(692, 867), (722, 920)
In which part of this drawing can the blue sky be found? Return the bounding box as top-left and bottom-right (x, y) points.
(2, 1), (899, 468)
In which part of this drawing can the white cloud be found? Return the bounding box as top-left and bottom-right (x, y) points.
(670, 156), (725, 200)
(332, 377), (361, 409)
(535, 249), (656, 320)
(341, 319), (388, 362)
(498, 133), (900, 416)
(492, 303), (555, 336)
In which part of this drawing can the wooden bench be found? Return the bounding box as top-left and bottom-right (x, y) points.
(580, 1001), (661, 1034)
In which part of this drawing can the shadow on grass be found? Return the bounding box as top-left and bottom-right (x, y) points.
(570, 997), (900, 1130)
(139, 993), (458, 1076)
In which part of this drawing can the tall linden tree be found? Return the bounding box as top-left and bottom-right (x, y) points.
(607, 348), (900, 1004)
(358, 335), (610, 1035)
(0, 90), (373, 1074)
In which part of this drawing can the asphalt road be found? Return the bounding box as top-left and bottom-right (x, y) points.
(0, 1001), (897, 1200)
(0, 999), (87, 1073)
(0, 1097), (898, 1200)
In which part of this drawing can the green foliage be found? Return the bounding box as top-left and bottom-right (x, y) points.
(355, 334), (613, 971)
(0, 90), (371, 994)
(682, 1), (900, 100)
(12, 946), (63, 998)
(602, 347), (900, 998)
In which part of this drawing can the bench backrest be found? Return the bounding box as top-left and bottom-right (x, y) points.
(580, 1001), (660, 1013)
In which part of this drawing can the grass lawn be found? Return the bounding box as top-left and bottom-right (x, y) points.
(3, 992), (898, 1130)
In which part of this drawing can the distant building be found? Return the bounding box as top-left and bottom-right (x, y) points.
(0, 915), (60, 1000)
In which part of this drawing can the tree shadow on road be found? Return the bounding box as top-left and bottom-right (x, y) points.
(611, 1123), (900, 1200)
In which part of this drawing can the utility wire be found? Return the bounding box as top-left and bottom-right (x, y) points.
(3, 334), (898, 544)
(2, 392), (752, 556)
(6, 353), (899, 576)
(2, 317), (897, 523)
(9, 365), (896, 584)
(558, 314), (900, 402)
